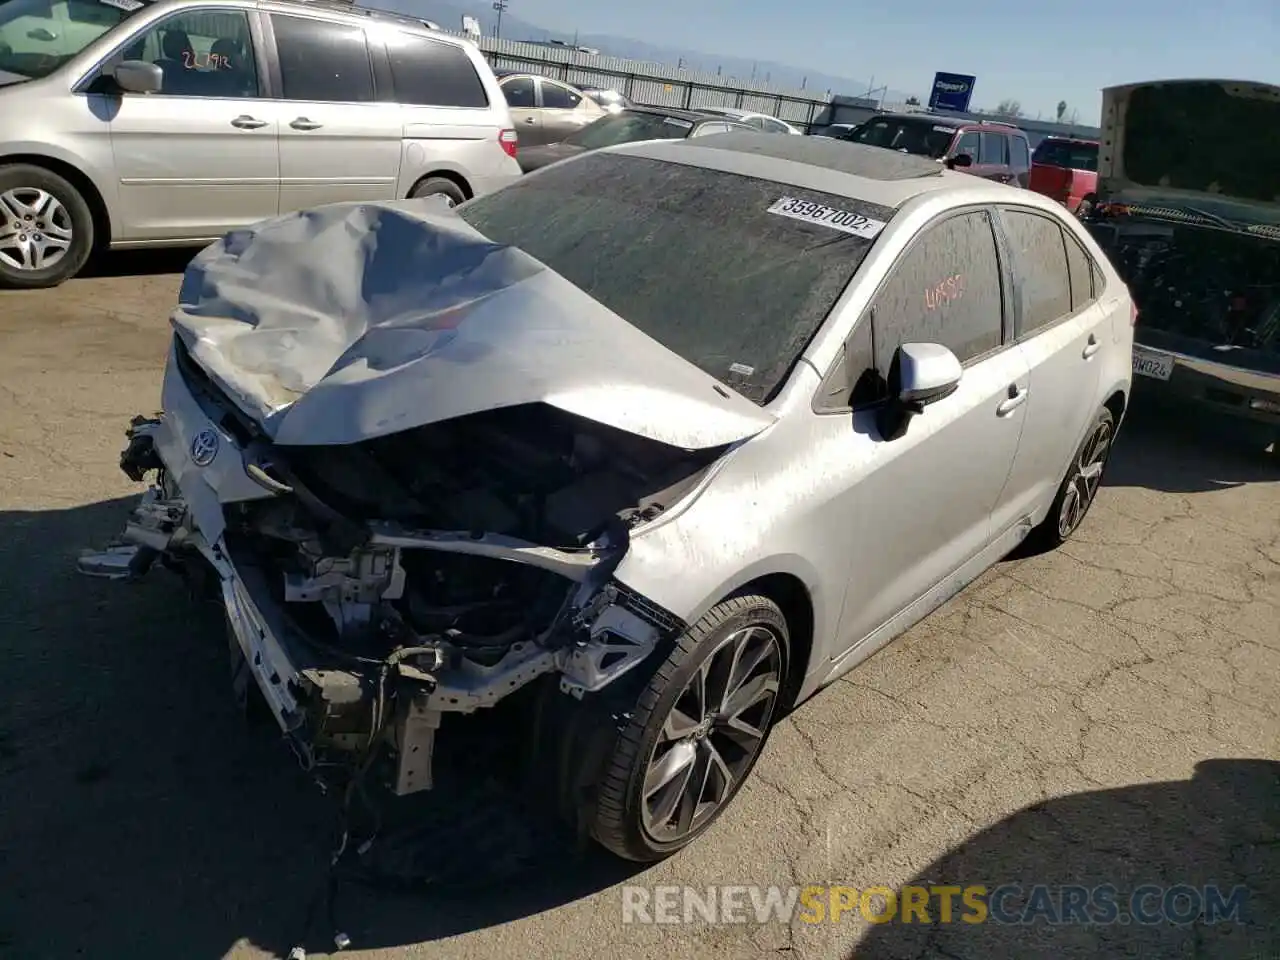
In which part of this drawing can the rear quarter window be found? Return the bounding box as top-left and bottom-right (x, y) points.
(385, 33), (488, 108)
(1032, 139), (1098, 172)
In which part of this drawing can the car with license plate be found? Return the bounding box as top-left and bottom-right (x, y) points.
(80, 132), (1133, 865)
(0, 0), (521, 289)
(1084, 79), (1280, 451)
(1029, 136), (1099, 213)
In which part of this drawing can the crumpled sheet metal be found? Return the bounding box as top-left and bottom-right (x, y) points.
(172, 200), (775, 449)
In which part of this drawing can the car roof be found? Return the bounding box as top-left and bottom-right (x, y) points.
(603, 133), (999, 208)
(268, 0), (455, 35)
(869, 113), (1027, 135)
(620, 105), (737, 123)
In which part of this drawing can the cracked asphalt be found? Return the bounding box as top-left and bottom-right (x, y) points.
(1, 252), (1277, 960)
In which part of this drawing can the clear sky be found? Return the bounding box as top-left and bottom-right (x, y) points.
(503, 0), (1279, 125)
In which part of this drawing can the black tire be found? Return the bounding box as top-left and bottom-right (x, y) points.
(588, 593), (790, 862)
(409, 176), (467, 207)
(1028, 406), (1115, 551)
(0, 163), (95, 289)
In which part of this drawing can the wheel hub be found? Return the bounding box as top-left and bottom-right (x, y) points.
(0, 187), (73, 272)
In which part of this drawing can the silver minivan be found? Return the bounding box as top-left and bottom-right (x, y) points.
(0, 0), (522, 288)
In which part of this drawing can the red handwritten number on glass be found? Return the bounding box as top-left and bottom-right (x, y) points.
(181, 50), (230, 69)
(925, 274), (965, 312)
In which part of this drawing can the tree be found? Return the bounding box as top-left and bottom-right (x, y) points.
(1056, 100), (1068, 121)
(905, 95), (920, 106)
(993, 98), (1022, 118)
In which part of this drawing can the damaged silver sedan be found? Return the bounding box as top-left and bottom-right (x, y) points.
(82, 134), (1132, 861)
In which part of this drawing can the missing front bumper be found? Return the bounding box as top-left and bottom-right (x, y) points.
(79, 415), (674, 796)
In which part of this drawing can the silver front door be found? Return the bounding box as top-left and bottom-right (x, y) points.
(830, 210), (1028, 655)
(268, 13), (401, 211)
(105, 8), (279, 241)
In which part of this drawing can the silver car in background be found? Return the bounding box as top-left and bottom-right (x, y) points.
(697, 105), (801, 134)
(0, 0), (520, 288)
(82, 134), (1133, 863)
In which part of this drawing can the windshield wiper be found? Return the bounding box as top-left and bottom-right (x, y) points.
(1177, 205), (1242, 231)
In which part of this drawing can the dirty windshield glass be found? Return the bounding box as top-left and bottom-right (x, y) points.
(0, 0), (146, 79)
(458, 152), (896, 403)
(852, 117), (954, 159)
(565, 111), (694, 149)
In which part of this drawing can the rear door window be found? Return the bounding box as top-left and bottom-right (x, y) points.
(1031, 139), (1098, 171)
(384, 33), (487, 107)
(870, 210), (1005, 373)
(540, 81), (582, 109)
(979, 131), (1007, 165)
(1063, 230), (1098, 311)
(999, 208), (1074, 336)
(499, 76), (534, 108)
(270, 14), (374, 103)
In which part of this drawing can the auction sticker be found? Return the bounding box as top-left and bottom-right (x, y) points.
(766, 197), (886, 239)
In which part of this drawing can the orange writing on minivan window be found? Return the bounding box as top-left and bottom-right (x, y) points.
(925, 274), (965, 311)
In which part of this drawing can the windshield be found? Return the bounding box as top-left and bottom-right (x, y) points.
(1032, 139), (1098, 171)
(458, 153), (896, 403)
(565, 111), (694, 149)
(852, 118), (955, 159)
(0, 0), (144, 80)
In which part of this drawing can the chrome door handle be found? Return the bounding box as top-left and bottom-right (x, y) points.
(996, 384), (1028, 416)
(231, 115), (268, 129)
(523, 117), (536, 124)
(1082, 334), (1101, 359)
(290, 117), (322, 131)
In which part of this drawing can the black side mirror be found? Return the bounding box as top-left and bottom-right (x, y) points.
(946, 153), (974, 170)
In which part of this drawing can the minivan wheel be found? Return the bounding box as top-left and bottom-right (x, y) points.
(0, 164), (95, 289)
(1031, 407), (1115, 550)
(590, 593), (789, 862)
(409, 176), (468, 208)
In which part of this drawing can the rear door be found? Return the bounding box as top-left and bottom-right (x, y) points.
(98, 6), (280, 240)
(995, 205), (1107, 524)
(379, 30), (500, 195)
(498, 75), (541, 144)
(266, 12), (402, 211)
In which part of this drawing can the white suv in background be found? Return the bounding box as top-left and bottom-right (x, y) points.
(0, 0), (521, 288)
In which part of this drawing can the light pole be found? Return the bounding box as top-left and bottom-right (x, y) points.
(492, 0), (508, 40)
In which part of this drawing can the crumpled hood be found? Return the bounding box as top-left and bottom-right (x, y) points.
(172, 199), (776, 448)
(1099, 79), (1280, 219)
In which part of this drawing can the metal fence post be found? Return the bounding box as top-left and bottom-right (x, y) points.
(682, 83), (694, 109)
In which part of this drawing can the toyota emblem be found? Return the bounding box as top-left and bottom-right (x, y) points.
(190, 428), (220, 467)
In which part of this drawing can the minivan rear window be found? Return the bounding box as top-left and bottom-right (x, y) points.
(458, 153), (897, 403)
(1032, 139), (1099, 172)
(385, 32), (487, 108)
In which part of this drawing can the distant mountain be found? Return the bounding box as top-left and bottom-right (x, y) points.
(379, 0), (915, 101)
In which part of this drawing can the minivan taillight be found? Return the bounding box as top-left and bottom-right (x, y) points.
(499, 128), (518, 158)
(1130, 301), (1139, 326)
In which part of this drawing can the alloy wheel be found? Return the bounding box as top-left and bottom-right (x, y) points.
(0, 188), (73, 272)
(1058, 418), (1112, 538)
(641, 624), (783, 844)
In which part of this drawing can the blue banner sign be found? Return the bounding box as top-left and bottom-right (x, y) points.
(929, 72), (977, 112)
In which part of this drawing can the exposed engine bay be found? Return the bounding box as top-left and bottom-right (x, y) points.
(84, 398), (711, 800)
(1088, 216), (1280, 355)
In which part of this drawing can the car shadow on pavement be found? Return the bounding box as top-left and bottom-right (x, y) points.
(849, 759), (1280, 960)
(81, 247), (200, 279)
(0, 495), (640, 960)
(1103, 400), (1277, 495)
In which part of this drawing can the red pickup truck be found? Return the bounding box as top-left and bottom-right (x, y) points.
(1028, 136), (1099, 213)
